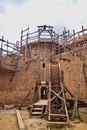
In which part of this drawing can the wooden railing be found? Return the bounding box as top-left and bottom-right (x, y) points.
(20, 25), (58, 46)
(57, 26), (87, 54)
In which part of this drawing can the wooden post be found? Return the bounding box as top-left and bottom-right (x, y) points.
(73, 55), (85, 119)
(63, 27), (67, 53)
(44, 61), (47, 81)
(82, 25), (86, 55)
(0, 36), (3, 66)
(20, 30), (23, 46)
(15, 41), (19, 71)
(26, 27), (29, 43)
(25, 44), (28, 57)
(48, 63), (51, 121)
(7, 40), (8, 55)
(72, 29), (75, 55)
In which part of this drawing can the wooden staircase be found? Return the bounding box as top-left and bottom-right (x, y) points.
(31, 104), (44, 117)
(30, 99), (48, 117)
(48, 63), (69, 123)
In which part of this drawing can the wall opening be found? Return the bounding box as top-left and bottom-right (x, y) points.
(41, 87), (47, 99)
(42, 63), (45, 68)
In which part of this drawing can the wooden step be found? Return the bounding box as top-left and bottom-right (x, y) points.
(30, 100), (48, 117)
(31, 103), (44, 117)
(33, 108), (43, 111)
(32, 112), (42, 115)
(33, 104), (43, 107)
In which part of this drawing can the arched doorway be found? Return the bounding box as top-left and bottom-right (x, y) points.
(41, 87), (47, 99)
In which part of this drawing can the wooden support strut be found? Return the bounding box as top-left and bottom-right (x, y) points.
(48, 63), (51, 121)
(73, 54), (85, 118)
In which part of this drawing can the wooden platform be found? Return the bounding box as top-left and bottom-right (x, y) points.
(33, 99), (48, 106)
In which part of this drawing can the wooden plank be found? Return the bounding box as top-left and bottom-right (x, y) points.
(33, 108), (43, 110)
(64, 85), (74, 97)
(47, 121), (69, 127)
(49, 114), (67, 116)
(33, 99), (48, 105)
(16, 110), (25, 130)
(32, 112), (42, 115)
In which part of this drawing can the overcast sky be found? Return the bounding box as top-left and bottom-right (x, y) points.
(0, 0), (87, 42)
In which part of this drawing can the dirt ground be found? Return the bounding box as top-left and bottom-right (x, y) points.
(0, 108), (87, 130)
(0, 109), (18, 130)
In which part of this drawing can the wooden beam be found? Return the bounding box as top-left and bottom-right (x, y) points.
(16, 110), (25, 130)
(47, 121), (69, 127)
(50, 90), (62, 102)
(64, 85), (74, 97)
(49, 114), (67, 116)
(4, 44), (19, 51)
(41, 51), (55, 65)
(51, 89), (65, 102)
(0, 39), (15, 45)
(2, 48), (12, 53)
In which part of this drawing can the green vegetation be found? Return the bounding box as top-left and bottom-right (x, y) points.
(71, 110), (83, 121)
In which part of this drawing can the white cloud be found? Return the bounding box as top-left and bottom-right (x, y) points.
(0, 0), (87, 42)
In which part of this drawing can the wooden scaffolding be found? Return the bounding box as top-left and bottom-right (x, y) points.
(17, 25), (87, 123)
(20, 25), (69, 123)
(0, 37), (20, 72)
(57, 25), (87, 120)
